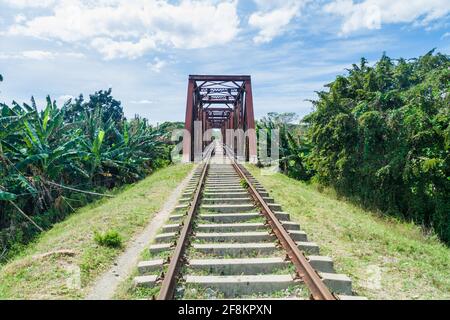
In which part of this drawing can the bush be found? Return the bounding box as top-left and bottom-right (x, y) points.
(240, 179), (249, 189)
(0, 88), (175, 260)
(94, 230), (123, 248)
(306, 50), (450, 243)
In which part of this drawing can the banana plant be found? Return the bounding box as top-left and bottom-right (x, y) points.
(0, 89), (174, 258)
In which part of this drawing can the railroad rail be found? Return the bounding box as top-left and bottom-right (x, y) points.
(158, 143), (214, 299)
(133, 142), (363, 300)
(223, 145), (334, 300)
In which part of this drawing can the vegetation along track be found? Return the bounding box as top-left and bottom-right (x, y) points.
(131, 142), (365, 300)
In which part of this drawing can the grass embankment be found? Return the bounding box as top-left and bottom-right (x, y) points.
(246, 165), (450, 300)
(0, 163), (193, 300)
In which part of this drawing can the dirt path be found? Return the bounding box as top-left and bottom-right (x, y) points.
(86, 165), (197, 300)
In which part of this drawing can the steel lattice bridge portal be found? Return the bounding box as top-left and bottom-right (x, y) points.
(182, 75), (257, 163)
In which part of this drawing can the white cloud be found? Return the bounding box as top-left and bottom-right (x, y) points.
(91, 37), (157, 60)
(65, 52), (85, 58)
(130, 99), (154, 104)
(21, 50), (55, 60)
(0, 50), (85, 60)
(1, 0), (55, 7)
(249, 0), (307, 44)
(0, 50), (55, 60)
(6, 0), (240, 59)
(14, 14), (26, 23)
(147, 57), (167, 73)
(325, 0), (450, 34)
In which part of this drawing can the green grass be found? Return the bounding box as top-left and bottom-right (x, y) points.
(0, 163), (193, 300)
(93, 229), (123, 248)
(245, 164), (450, 300)
(113, 251), (164, 300)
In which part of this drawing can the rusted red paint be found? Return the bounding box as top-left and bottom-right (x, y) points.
(183, 75), (257, 163)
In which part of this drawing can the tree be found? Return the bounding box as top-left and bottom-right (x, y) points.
(63, 89), (123, 124)
(86, 89), (124, 123)
(307, 50), (450, 243)
(0, 89), (173, 260)
(257, 112), (313, 180)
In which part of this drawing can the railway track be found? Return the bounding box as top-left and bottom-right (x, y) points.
(133, 142), (365, 300)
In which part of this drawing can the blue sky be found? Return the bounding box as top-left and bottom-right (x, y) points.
(0, 0), (449, 123)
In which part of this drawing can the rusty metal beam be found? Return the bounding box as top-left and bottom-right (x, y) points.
(203, 107), (233, 111)
(182, 79), (196, 162)
(190, 75), (251, 81)
(184, 75), (257, 163)
(244, 79), (257, 163)
(201, 100), (237, 104)
(206, 116), (229, 119)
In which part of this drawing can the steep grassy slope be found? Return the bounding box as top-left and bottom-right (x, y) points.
(246, 165), (450, 300)
(0, 163), (193, 300)
(1, 162), (447, 300)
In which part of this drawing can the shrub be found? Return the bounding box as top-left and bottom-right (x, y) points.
(306, 50), (450, 243)
(0, 87), (175, 260)
(94, 230), (123, 248)
(240, 179), (249, 189)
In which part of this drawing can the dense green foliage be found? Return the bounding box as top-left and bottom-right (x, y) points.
(257, 112), (314, 180)
(307, 50), (449, 242)
(0, 86), (175, 259)
(258, 51), (449, 244)
(94, 229), (123, 248)
(0, 48), (448, 261)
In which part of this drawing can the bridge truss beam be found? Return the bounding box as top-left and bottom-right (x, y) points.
(183, 75), (257, 163)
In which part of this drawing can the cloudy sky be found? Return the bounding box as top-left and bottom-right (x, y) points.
(0, 0), (449, 123)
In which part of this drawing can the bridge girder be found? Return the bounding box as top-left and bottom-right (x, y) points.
(183, 75), (257, 163)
